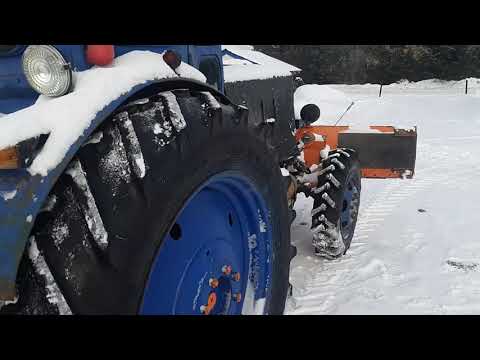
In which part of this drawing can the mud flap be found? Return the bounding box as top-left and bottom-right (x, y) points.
(338, 127), (417, 178)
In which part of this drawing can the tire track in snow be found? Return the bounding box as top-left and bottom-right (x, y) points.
(287, 149), (452, 314)
(288, 88), (480, 314)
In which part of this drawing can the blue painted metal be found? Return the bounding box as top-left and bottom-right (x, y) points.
(339, 175), (360, 240)
(194, 45), (225, 93)
(141, 173), (272, 315)
(0, 47), (38, 114)
(0, 45), (223, 114)
(0, 44), (225, 299)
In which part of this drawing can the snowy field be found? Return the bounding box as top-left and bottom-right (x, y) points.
(287, 79), (480, 314)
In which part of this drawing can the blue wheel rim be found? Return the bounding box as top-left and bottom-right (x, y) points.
(140, 172), (273, 315)
(339, 175), (360, 241)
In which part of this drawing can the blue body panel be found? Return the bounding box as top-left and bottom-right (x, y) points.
(0, 45), (224, 299)
(0, 46), (38, 114)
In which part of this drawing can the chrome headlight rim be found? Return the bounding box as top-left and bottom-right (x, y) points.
(22, 45), (72, 98)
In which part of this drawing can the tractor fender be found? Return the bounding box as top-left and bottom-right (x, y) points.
(0, 77), (229, 301)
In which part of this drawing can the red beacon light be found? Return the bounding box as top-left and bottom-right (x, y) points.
(86, 45), (115, 66)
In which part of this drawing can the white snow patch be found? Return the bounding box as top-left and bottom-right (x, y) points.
(160, 91), (187, 132)
(258, 210), (267, 233)
(280, 167), (290, 177)
(134, 156), (146, 178)
(1, 190), (17, 201)
(223, 46), (299, 83)
(116, 113), (146, 179)
(222, 45), (254, 51)
(319, 144), (331, 160)
(0, 51), (204, 177)
(200, 91), (221, 110)
(153, 123), (162, 135)
(254, 298), (266, 314)
(66, 160), (108, 249)
(224, 65), (293, 83)
(343, 126), (383, 133)
(176, 62), (207, 83)
(294, 84), (353, 123)
(241, 280), (266, 315)
(28, 237), (72, 314)
(298, 151), (305, 163)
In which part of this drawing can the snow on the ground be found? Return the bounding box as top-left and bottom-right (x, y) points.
(287, 80), (480, 314)
(294, 84), (352, 121)
(0, 51), (205, 177)
(326, 78), (480, 101)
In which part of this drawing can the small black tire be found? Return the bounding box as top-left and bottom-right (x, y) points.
(311, 148), (361, 259)
(1, 89), (291, 315)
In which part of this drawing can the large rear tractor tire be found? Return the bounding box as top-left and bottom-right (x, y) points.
(311, 148), (361, 259)
(1, 89), (291, 315)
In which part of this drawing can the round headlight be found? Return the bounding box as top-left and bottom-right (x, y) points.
(22, 45), (72, 97)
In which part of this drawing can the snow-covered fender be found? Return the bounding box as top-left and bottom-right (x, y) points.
(0, 78), (231, 301)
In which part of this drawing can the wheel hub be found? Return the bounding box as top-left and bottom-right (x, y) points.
(140, 173), (272, 315)
(200, 267), (242, 315)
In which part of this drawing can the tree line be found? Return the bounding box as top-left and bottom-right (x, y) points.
(254, 45), (480, 84)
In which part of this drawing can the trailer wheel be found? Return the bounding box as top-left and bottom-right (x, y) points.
(311, 148), (361, 259)
(2, 89), (291, 315)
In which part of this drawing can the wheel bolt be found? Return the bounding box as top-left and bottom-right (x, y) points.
(209, 278), (219, 288)
(222, 265), (232, 275)
(232, 272), (240, 282)
(233, 292), (242, 303)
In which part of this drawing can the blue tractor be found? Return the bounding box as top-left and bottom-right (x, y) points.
(0, 45), (297, 314)
(0, 45), (416, 315)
